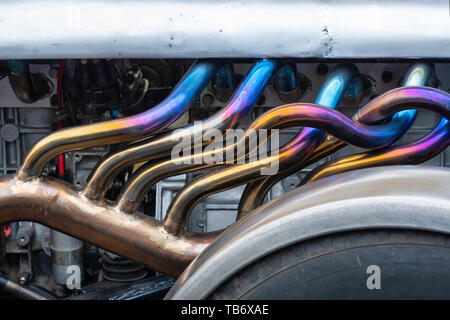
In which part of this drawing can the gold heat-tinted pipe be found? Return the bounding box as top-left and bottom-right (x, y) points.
(0, 175), (218, 277)
(238, 62), (433, 217)
(16, 60), (221, 180)
(163, 86), (450, 235)
(82, 60), (277, 200)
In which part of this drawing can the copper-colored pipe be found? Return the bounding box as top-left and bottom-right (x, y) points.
(83, 59), (277, 201)
(238, 62), (433, 217)
(0, 175), (218, 277)
(162, 87), (450, 234)
(16, 60), (221, 180)
(243, 88), (450, 149)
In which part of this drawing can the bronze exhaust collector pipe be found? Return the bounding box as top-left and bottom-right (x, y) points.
(2, 64), (446, 280)
(1, 59), (278, 278)
(1, 59), (275, 277)
(0, 175), (217, 277)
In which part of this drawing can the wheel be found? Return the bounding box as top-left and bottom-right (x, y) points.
(207, 229), (450, 299)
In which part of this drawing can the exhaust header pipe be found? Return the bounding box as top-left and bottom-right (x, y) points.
(1, 58), (448, 278)
(17, 60), (221, 180)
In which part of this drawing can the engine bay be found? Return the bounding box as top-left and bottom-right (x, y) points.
(0, 59), (449, 299)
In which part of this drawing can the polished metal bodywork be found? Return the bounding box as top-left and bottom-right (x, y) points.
(166, 166), (450, 299)
(0, 1), (449, 59)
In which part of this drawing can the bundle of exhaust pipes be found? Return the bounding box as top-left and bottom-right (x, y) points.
(0, 0), (449, 300)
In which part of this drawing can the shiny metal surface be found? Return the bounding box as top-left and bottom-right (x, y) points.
(356, 87), (449, 125)
(153, 62), (450, 234)
(304, 62), (435, 163)
(238, 62), (433, 216)
(17, 60), (221, 179)
(0, 275), (53, 300)
(119, 84), (450, 216)
(166, 166), (450, 300)
(0, 1), (449, 59)
(83, 59), (277, 200)
(161, 87), (450, 234)
(1, 58), (449, 291)
(0, 175), (218, 276)
(302, 118), (450, 184)
(238, 63), (360, 216)
(287, 70), (443, 168)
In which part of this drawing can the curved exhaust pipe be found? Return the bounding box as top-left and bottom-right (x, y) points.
(299, 62), (434, 169)
(83, 59), (277, 201)
(301, 118), (450, 184)
(0, 175), (217, 277)
(238, 62), (433, 216)
(118, 63), (358, 214)
(16, 60), (221, 180)
(0, 60), (448, 279)
(162, 87), (450, 234)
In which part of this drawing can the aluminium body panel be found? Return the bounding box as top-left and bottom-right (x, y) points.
(0, 0), (448, 59)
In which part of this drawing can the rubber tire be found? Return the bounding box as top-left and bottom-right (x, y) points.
(207, 229), (450, 299)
